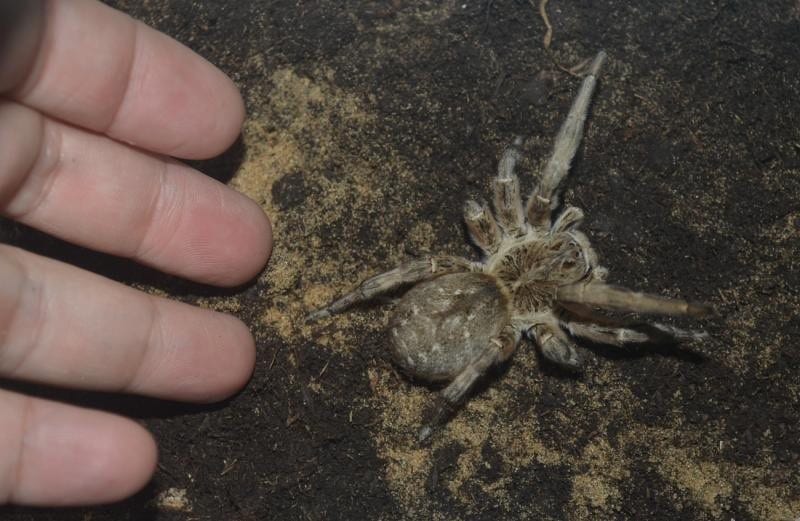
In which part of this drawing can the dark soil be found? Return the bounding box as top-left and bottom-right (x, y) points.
(2, 0), (799, 519)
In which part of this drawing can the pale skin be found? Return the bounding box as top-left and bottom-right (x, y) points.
(0, 0), (272, 506)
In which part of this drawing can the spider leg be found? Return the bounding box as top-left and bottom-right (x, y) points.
(560, 301), (709, 345)
(551, 205), (584, 233)
(307, 256), (476, 322)
(561, 228), (599, 278)
(566, 321), (707, 346)
(567, 322), (646, 345)
(492, 138), (526, 236)
(527, 51), (606, 228)
(524, 312), (582, 370)
(464, 200), (501, 254)
(418, 327), (519, 442)
(532, 325), (581, 370)
(556, 282), (716, 318)
(558, 300), (628, 326)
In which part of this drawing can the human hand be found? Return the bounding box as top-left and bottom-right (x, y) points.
(0, 0), (271, 506)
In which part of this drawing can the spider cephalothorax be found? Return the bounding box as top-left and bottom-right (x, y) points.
(308, 51), (714, 441)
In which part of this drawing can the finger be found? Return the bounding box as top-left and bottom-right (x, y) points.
(0, 245), (256, 402)
(2, 0), (244, 159)
(0, 389), (157, 506)
(0, 101), (272, 287)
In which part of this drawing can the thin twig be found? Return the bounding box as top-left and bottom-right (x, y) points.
(534, 0), (553, 49)
(533, 0), (597, 78)
(317, 359), (330, 380)
(552, 56), (592, 78)
(268, 344), (281, 371)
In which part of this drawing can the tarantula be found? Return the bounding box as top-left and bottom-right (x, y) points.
(308, 51), (714, 441)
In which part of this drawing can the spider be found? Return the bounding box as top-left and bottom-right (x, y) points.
(308, 51), (714, 441)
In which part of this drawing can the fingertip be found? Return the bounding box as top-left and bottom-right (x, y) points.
(167, 59), (246, 159)
(227, 194), (273, 285)
(172, 51), (246, 159)
(13, 399), (157, 506)
(131, 301), (257, 403)
(89, 416), (158, 504)
(7, 0), (247, 159)
(139, 163), (272, 287)
(111, 20), (247, 159)
(193, 187), (273, 287)
(203, 74), (246, 158)
(175, 311), (256, 403)
(210, 313), (258, 400)
(185, 311), (257, 403)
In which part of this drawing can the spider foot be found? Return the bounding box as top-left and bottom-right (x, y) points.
(305, 307), (331, 323)
(417, 399), (456, 444)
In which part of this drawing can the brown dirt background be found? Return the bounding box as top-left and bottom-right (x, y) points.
(2, 0), (799, 519)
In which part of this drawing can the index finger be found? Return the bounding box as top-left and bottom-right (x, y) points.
(1, 0), (244, 159)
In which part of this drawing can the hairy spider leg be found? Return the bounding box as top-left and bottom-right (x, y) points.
(558, 300), (708, 346)
(556, 283), (716, 318)
(465, 137), (528, 254)
(492, 137), (526, 236)
(565, 321), (708, 347)
(464, 200), (501, 254)
(418, 326), (519, 442)
(307, 256), (475, 321)
(525, 312), (582, 369)
(527, 50), (607, 228)
(550, 205), (584, 233)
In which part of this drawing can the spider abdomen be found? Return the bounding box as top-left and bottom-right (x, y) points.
(389, 273), (511, 382)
